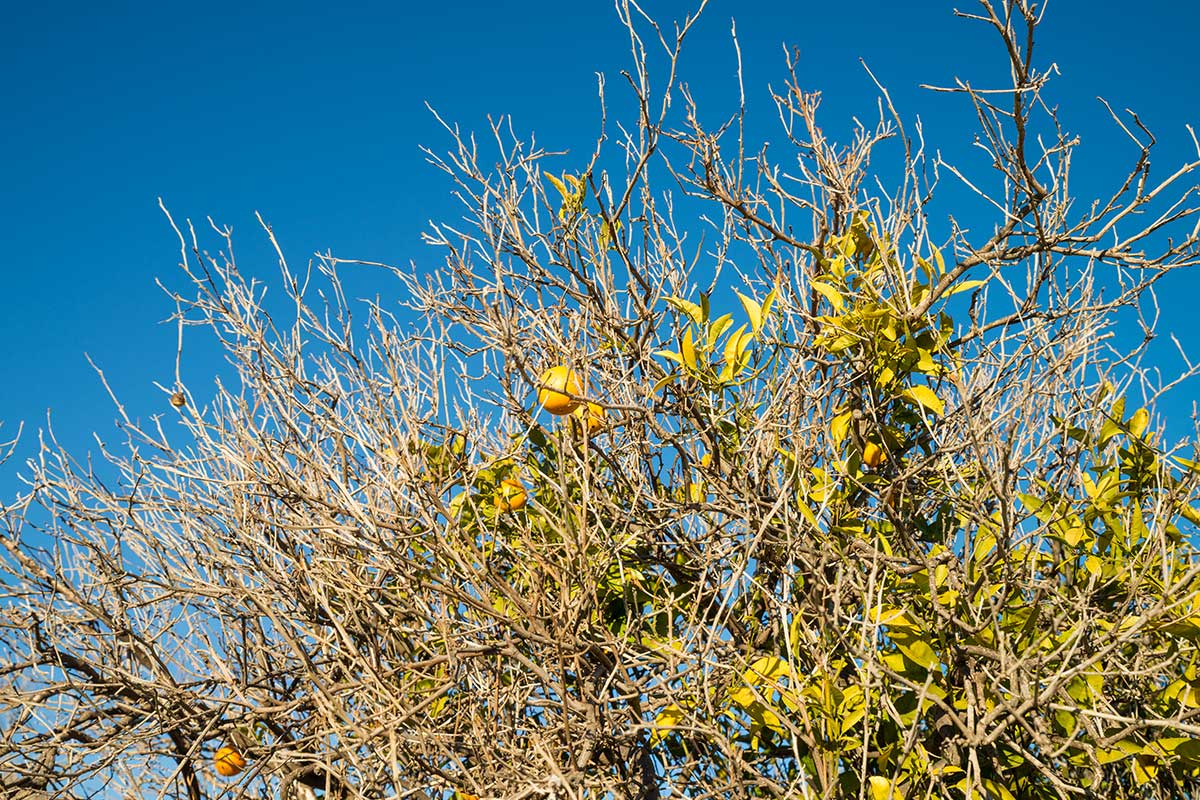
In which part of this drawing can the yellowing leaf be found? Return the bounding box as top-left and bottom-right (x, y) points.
(652, 703), (688, 742)
(810, 280), (845, 311)
(868, 605), (918, 632)
(896, 637), (940, 671)
(904, 385), (945, 416)
(981, 779), (1015, 800)
(736, 290), (764, 334)
(1128, 407), (1150, 438)
(543, 171), (568, 198)
(944, 279), (986, 298)
(746, 656), (793, 685)
(652, 373), (678, 394)
(681, 328), (697, 372)
(869, 776), (905, 800)
(761, 288), (777, 323)
(654, 349), (684, 366)
(707, 313), (734, 348)
(723, 323), (749, 365)
(830, 409), (853, 450)
(665, 296), (705, 328)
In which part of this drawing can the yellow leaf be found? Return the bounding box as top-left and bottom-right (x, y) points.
(932, 246), (945, 276)
(869, 776), (905, 800)
(830, 409), (853, 450)
(543, 171), (568, 199)
(727, 685), (758, 710)
(736, 290), (764, 334)
(652, 373), (678, 394)
(746, 656), (793, 684)
(723, 323), (749, 365)
(810, 280), (845, 311)
(652, 703), (687, 742)
(665, 296), (705, 328)
(1128, 408), (1150, 438)
(904, 385), (945, 416)
(707, 313), (734, 348)
(944, 279), (986, 297)
(681, 328), (697, 371)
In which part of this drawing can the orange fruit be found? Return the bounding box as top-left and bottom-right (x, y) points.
(862, 442), (887, 469)
(494, 478), (528, 512)
(571, 401), (606, 436)
(537, 366), (584, 415)
(214, 745), (246, 777)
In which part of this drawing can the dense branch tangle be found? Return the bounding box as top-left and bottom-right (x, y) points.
(3, 2), (1200, 799)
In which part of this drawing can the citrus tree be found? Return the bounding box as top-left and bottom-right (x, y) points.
(4, 2), (1200, 799)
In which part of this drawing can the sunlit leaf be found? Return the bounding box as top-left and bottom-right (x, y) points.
(904, 385), (945, 416)
(736, 290), (764, 334)
(681, 328), (697, 372)
(810, 280), (845, 311)
(665, 296), (705, 328)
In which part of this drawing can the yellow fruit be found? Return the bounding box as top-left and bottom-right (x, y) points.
(537, 366), (584, 415)
(494, 478), (528, 512)
(571, 401), (606, 436)
(214, 745), (246, 777)
(862, 442), (887, 469)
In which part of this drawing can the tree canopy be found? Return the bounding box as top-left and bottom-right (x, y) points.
(4, 2), (1200, 799)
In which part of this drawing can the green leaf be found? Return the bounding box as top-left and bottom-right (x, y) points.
(904, 385), (945, 416)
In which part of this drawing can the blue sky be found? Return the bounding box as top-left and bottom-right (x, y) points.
(2, 0), (1198, 497)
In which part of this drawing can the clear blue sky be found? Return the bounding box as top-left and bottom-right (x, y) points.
(2, 0), (1198, 497)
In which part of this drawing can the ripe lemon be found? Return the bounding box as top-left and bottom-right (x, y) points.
(214, 745), (247, 777)
(494, 478), (528, 512)
(862, 442), (887, 469)
(537, 366), (584, 415)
